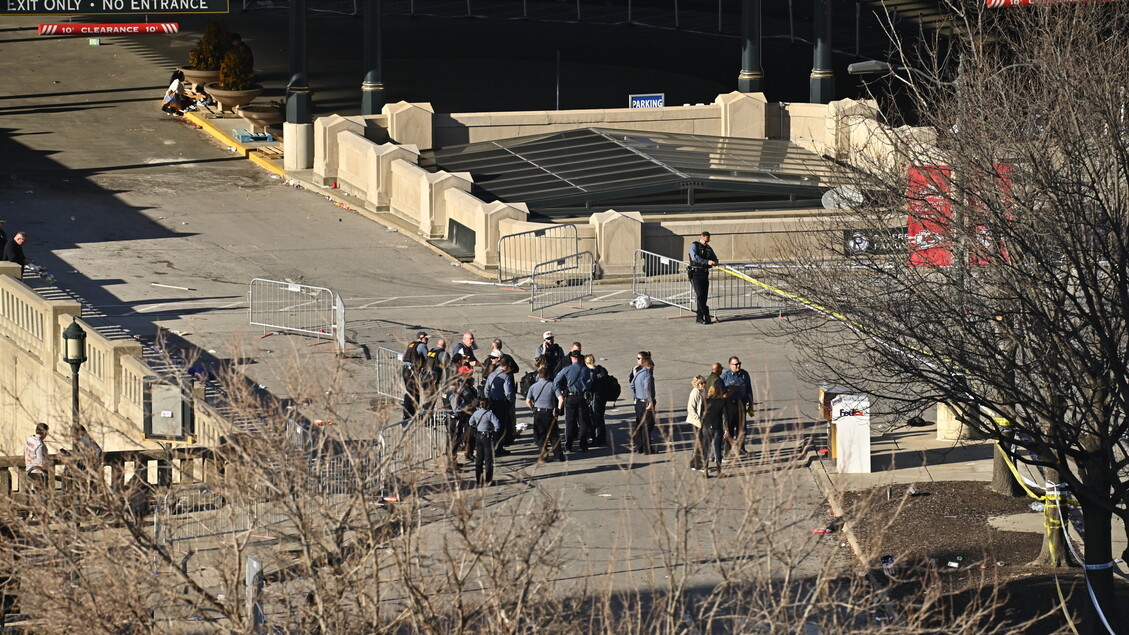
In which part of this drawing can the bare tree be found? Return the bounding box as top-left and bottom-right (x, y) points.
(776, 3), (1129, 632)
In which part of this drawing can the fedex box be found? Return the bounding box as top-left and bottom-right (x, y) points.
(831, 394), (871, 473)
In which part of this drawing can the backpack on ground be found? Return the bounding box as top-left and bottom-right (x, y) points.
(518, 370), (538, 397)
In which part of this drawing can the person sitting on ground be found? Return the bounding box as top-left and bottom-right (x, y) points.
(162, 70), (191, 116)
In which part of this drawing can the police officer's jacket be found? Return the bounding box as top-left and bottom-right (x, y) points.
(527, 378), (559, 409)
(485, 366), (514, 401)
(470, 407), (501, 433)
(688, 241), (717, 270)
(554, 362), (593, 395)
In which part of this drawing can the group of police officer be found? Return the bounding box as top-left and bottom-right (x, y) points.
(402, 329), (629, 486)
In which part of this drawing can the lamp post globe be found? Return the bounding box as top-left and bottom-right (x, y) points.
(62, 318), (87, 439)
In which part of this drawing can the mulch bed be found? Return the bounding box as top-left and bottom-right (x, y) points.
(838, 480), (1118, 634)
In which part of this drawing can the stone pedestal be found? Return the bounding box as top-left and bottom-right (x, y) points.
(284, 122), (315, 171)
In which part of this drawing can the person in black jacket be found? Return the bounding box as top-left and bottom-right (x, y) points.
(534, 331), (565, 379)
(2, 231), (30, 268)
(688, 231), (719, 325)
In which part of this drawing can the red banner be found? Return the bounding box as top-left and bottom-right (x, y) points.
(907, 165), (954, 267)
(38, 23), (178, 35)
(986, 0), (1121, 6)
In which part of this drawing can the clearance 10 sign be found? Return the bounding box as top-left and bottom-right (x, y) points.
(3, 0), (227, 14)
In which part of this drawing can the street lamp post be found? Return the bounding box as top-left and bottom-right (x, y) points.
(62, 318), (87, 442)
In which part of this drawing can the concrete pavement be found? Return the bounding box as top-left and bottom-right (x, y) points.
(0, 12), (1082, 604)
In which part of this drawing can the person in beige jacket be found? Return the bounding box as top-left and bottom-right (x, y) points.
(686, 376), (706, 471)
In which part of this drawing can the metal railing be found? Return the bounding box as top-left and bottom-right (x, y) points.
(631, 249), (789, 318)
(529, 251), (595, 318)
(374, 346), (407, 401)
(497, 224), (579, 286)
(248, 278), (346, 351)
(381, 411), (451, 474)
(631, 249), (694, 315)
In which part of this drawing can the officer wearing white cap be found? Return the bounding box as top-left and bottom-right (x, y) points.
(535, 331), (565, 380)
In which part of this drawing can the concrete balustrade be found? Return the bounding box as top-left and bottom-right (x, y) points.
(310, 93), (941, 271)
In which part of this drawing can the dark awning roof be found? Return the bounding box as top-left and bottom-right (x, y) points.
(422, 128), (843, 216)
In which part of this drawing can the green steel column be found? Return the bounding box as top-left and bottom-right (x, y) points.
(737, 0), (763, 93)
(361, 0), (385, 115)
(286, 0), (312, 123)
(809, 0), (834, 104)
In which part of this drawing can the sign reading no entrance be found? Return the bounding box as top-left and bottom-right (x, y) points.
(3, 0), (227, 14)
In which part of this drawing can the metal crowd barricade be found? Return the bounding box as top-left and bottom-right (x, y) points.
(374, 346), (406, 401)
(529, 251), (595, 319)
(631, 250), (789, 318)
(248, 278), (346, 351)
(497, 224), (579, 286)
(631, 248), (694, 315)
(380, 411), (450, 475)
(154, 485), (289, 559)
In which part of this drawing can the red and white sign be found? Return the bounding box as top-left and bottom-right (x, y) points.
(987, 0), (1120, 6)
(907, 165), (954, 267)
(39, 22), (178, 35)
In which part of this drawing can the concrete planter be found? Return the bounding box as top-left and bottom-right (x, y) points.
(177, 65), (219, 90)
(205, 83), (262, 113)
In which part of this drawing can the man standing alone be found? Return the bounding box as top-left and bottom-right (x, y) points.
(688, 231), (719, 325)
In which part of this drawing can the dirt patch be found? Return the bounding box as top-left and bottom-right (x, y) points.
(839, 481), (1113, 634)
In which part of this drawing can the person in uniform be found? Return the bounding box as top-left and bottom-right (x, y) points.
(525, 367), (565, 462)
(468, 398), (501, 486)
(451, 332), (478, 367)
(484, 356), (516, 456)
(554, 350), (593, 453)
(629, 351), (656, 453)
(688, 231), (719, 324)
(585, 354), (610, 446)
(535, 331), (566, 380)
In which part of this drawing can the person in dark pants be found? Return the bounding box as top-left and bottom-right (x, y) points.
(585, 354), (609, 446)
(720, 355), (753, 456)
(525, 367), (565, 461)
(554, 350), (593, 453)
(484, 356), (516, 455)
(688, 230), (719, 325)
(629, 351), (656, 454)
(469, 398), (501, 486)
(702, 384), (728, 477)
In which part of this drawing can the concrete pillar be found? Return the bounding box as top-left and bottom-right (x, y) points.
(383, 101), (434, 150)
(936, 403), (983, 440)
(361, 0), (385, 115)
(737, 0), (763, 93)
(284, 123), (315, 171)
(716, 91), (767, 139)
(589, 209), (643, 277)
(313, 114), (366, 185)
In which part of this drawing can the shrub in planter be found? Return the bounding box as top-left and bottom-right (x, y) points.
(217, 47), (255, 91)
(187, 20), (230, 71)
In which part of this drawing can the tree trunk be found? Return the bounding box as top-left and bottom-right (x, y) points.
(1032, 466), (1070, 567)
(1080, 502), (1121, 634)
(990, 434), (1024, 497)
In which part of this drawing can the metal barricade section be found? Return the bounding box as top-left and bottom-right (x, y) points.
(374, 346), (406, 401)
(497, 224), (579, 285)
(631, 249), (693, 315)
(248, 278), (344, 347)
(529, 251), (595, 318)
(631, 250), (789, 318)
(381, 411), (451, 474)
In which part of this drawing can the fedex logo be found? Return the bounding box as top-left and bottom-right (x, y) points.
(839, 408), (866, 417)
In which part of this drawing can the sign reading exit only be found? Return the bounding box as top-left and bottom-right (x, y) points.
(4, 0), (227, 14)
(629, 93), (664, 109)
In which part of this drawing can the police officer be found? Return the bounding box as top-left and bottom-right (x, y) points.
(554, 350), (593, 453)
(526, 367), (565, 461)
(630, 351), (656, 454)
(484, 356), (516, 456)
(469, 397), (501, 485)
(535, 331), (566, 379)
(688, 231), (719, 325)
(720, 355), (754, 456)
